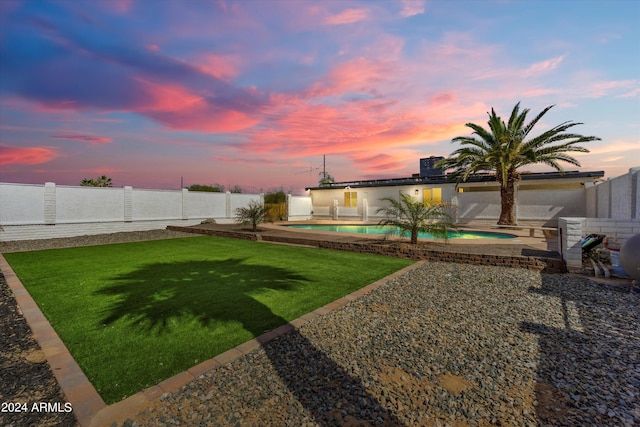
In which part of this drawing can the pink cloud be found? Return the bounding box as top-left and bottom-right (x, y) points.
(430, 92), (456, 106)
(243, 94), (470, 162)
(618, 87), (640, 98)
(349, 153), (409, 174)
(586, 80), (638, 98)
(522, 55), (566, 77)
(132, 78), (261, 132)
(194, 53), (241, 81)
(0, 145), (60, 166)
(325, 8), (369, 25)
(52, 134), (112, 144)
(110, 0), (134, 14)
(306, 57), (394, 98)
(399, 0), (426, 17)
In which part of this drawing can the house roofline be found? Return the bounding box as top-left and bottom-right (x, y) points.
(306, 170), (605, 191)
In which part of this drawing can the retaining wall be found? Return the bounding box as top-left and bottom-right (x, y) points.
(167, 226), (566, 273)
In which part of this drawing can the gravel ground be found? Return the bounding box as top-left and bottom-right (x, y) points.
(0, 274), (78, 427)
(2, 231), (638, 426)
(122, 262), (639, 426)
(0, 229), (195, 253)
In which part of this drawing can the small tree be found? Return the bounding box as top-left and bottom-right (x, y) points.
(319, 173), (336, 187)
(235, 200), (267, 231)
(264, 190), (287, 204)
(376, 194), (455, 244)
(264, 190), (287, 221)
(80, 175), (112, 187)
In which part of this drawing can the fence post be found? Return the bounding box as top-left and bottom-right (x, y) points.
(182, 188), (189, 220)
(362, 198), (368, 221)
(226, 191), (232, 219)
(124, 186), (133, 222)
(44, 182), (56, 225)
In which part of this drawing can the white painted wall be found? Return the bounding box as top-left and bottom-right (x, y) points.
(230, 194), (262, 214)
(185, 191), (227, 218)
(516, 189), (585, 223)
(0, 183), (45, 225)
(456, 192), (502, 223)
(288, 195), (313, 221)
(0, 182), (270, 241)
(586, 167), (640, 219)
(56, 186), (124, 223)
(132, 189), (183, 221)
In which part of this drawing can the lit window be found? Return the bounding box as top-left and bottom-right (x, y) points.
(423, 188), (442, 204)
(344, 191), (357, 207)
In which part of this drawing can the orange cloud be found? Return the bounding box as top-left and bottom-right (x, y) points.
(349, 153), (409, 174)
(244, 94), (470, 163)
(0, 145), (60, 166)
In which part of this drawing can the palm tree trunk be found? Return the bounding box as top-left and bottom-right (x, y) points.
(498, 179), (517, 225)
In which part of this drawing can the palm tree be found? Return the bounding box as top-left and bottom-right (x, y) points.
(437, 102), (600, 225)
(235, 200), (268, 231)
(80, 175), (113, 187)
(376, 194), (455, 244)
(94, 175), (112, 187)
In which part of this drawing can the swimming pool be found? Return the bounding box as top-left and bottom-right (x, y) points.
(285, 224), (516, 239)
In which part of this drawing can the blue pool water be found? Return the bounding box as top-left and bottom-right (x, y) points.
(285, 224), (516, 239)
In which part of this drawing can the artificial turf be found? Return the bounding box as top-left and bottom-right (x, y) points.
(4, 236), (413, 404)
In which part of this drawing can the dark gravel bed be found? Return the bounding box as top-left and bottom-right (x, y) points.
(0, 273), (78, 427)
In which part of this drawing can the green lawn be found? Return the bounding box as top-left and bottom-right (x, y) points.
(5, 236), (412, 404)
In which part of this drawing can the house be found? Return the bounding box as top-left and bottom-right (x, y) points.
(306, 157), (605, 227)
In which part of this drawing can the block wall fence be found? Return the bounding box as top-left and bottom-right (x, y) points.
(0, 183), (259, 241)
(559, 167), (640, 271)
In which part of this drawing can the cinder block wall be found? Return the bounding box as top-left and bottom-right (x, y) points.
(559, 217), (640, 271)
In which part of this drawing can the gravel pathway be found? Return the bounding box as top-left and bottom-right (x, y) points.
(119, 262), (639, 427)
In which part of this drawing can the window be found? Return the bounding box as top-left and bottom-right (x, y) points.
(344, 191), (357, 207)
(423, 188), (442, 204)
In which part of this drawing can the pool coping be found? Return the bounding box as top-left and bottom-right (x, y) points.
(0, 252), (424, 427)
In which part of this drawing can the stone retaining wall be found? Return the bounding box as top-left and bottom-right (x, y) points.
(167, 226), (566, 273)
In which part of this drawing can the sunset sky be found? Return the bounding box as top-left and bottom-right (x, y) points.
(1, 0), (638, 193)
